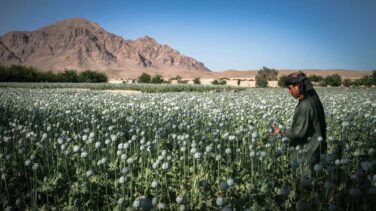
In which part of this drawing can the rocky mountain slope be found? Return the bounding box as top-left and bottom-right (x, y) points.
(0, 18), (210, 76)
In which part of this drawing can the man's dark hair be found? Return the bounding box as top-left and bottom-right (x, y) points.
(285, 72), (306, 86)
(285, 72), (314, 95)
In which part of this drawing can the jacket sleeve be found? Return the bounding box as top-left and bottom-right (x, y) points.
(283, 102), (313, 146)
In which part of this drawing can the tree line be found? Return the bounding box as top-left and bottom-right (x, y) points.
(137, 73), (211, 85)
(137, 72), (229, 85)
(0, 65), (108, 82)
(3, 64), (373, 87)
(277, 72), (376, 87)
(256, 67), (376, 88)
(139, 69), (375, 87)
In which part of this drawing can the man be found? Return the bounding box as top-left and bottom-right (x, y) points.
(273, 72), (327, 175)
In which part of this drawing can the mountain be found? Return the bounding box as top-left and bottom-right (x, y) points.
(0, 18), (210, 77)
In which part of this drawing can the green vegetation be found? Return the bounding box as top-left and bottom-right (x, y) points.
(193, 77), (201, 84)
(307, 74), (323, 83)
(78, 70), (107, 83)
(58, 69), (79, 82)
(211, 80), (219, 85)
(211, 78), (227, 85)
(321, 74), (342, 87)
(0, 88), (375, 210)
(277, 75), (288, 88)
(0, 82), (246, 93)
(137, 72), (152, 83)
(256, 66), (279, 80)
(169, 75), (187, 84)
(319, 73), (376, 87)
(340, 71), (376, 87)
(218, 78), (227, 85)
(256, 66), (278, 88)
(0, 65), (108, 82)
(138, 73), (165, 84)
(256, 77), (268, 87)
(278, 72), (376, 88)
(170, 75), (182, 81)
(151, 74), (164, 84)
(353, 75), (374, 87)
(342, 78), (353, 87)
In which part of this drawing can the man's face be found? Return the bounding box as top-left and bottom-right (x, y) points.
(287, 85), (300, 98)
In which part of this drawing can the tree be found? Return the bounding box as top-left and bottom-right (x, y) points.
(256, 76), (268, 87)
(278, 75), (288, 87)
(138, 72), (151, 83)
(0, 65), (10, 82)
(7, 65), (40, 82)
(373, 70), (376, 85)
(58, 69), (79, 82)
(237, 79), (241, 86)
(151, 74), (164, 83)
(211, 79), (219, 85)
(255, 66), (278, 88)
(257, 66), (278, 80)
(193, 77), (201, 84)
(40, 71), (58, 82)
(323, 74), (341, 87)
(176, 76), (188, 84)
(357, 76), (373, 87)
(78, 70), (107, 82)
(218, 78), (227, 85)
(342, 79), (353, 87)
(308, 75), (323, 83)
(171, 75), (182, 81)
(0, 65), (108, 82)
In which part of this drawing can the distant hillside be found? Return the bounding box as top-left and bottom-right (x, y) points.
(0, 18), (210, 78)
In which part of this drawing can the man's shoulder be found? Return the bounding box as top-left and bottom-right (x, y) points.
(298, 96), (316, 110)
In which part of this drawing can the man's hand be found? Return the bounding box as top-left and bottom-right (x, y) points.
(272, 127), (281, 136)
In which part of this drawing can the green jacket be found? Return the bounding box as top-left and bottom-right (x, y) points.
(284, 90), (327, 165)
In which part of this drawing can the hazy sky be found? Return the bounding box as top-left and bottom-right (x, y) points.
(0, 0), (375, 71)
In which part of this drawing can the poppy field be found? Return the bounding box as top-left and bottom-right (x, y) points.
(0, 87), (375, 210)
